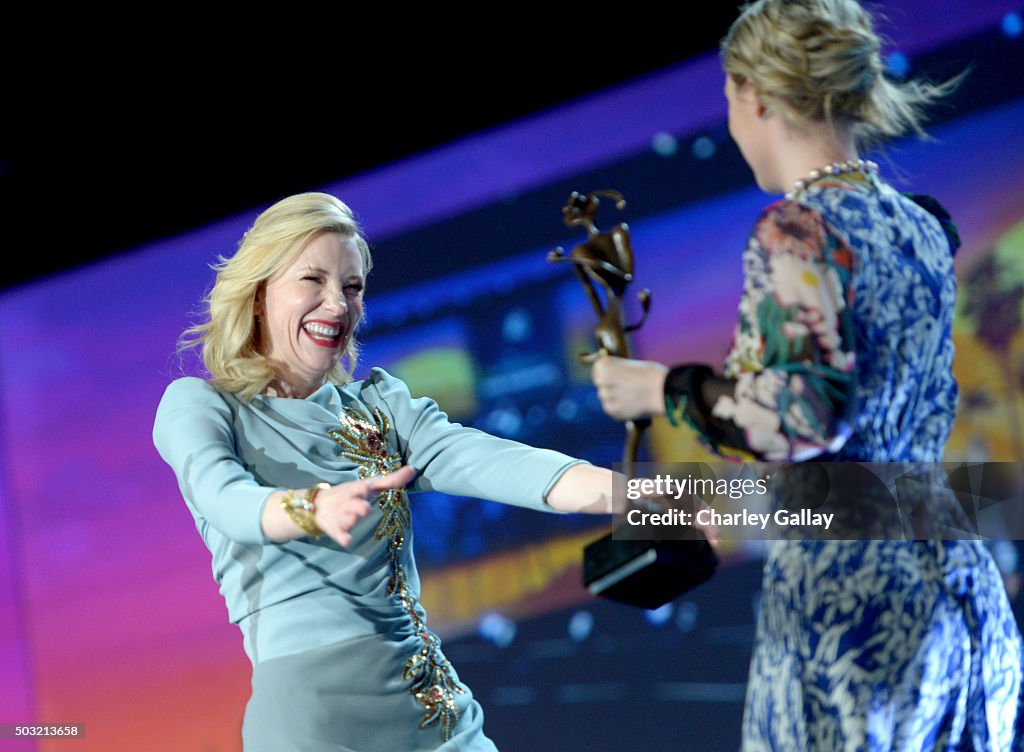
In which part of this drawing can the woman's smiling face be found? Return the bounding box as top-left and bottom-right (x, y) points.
(256, 231), (365, 397)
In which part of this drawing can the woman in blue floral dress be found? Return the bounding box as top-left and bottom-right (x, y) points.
(590, 0), (1023, 749)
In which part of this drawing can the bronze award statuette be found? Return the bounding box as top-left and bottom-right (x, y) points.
(549, 190), (718, 609)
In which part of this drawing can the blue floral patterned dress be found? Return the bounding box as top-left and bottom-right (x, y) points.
(664, 173), (1024, 750)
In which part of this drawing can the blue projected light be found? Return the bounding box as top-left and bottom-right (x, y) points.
(502, 308), (533, 343)
(568, 610), (595, 642)
(885, 51), (910, 78)
(652, 131), (680, 157)
(478, 612), (517, 648)
(644, 603), (675, 627)
(1004, 11), (1023, 38)
(675, 602), (700, 633)
(692, 136), (716, 160)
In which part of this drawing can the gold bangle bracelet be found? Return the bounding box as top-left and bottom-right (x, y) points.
(280, 483), (330, 539)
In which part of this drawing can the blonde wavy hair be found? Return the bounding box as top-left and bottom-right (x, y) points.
(721, 0), (962, 146)
(180, 192), (373, 400)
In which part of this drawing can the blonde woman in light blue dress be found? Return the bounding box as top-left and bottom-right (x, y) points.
(154, 192), (619, 751)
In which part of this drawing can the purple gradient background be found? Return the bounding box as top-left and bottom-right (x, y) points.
(1, 3), (1022, 749)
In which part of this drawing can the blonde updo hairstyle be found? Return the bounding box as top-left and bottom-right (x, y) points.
(721, 0), (959, 147)
(181, 192), (373, 400)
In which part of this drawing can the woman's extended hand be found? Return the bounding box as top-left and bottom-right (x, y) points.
(631, 487), (721, 547)
(314, 466), (418, 547)
(589, 352), (669, 421)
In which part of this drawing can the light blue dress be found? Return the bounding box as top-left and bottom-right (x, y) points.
(153, 367), (585, 751)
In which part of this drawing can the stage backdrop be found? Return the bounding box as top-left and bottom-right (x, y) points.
(1, 3), (1023, 749)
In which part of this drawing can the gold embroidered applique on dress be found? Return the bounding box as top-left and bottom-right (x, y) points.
(328, 406), (464, 741)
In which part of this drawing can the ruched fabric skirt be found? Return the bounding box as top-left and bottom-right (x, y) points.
(242, 633), (498, 752)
